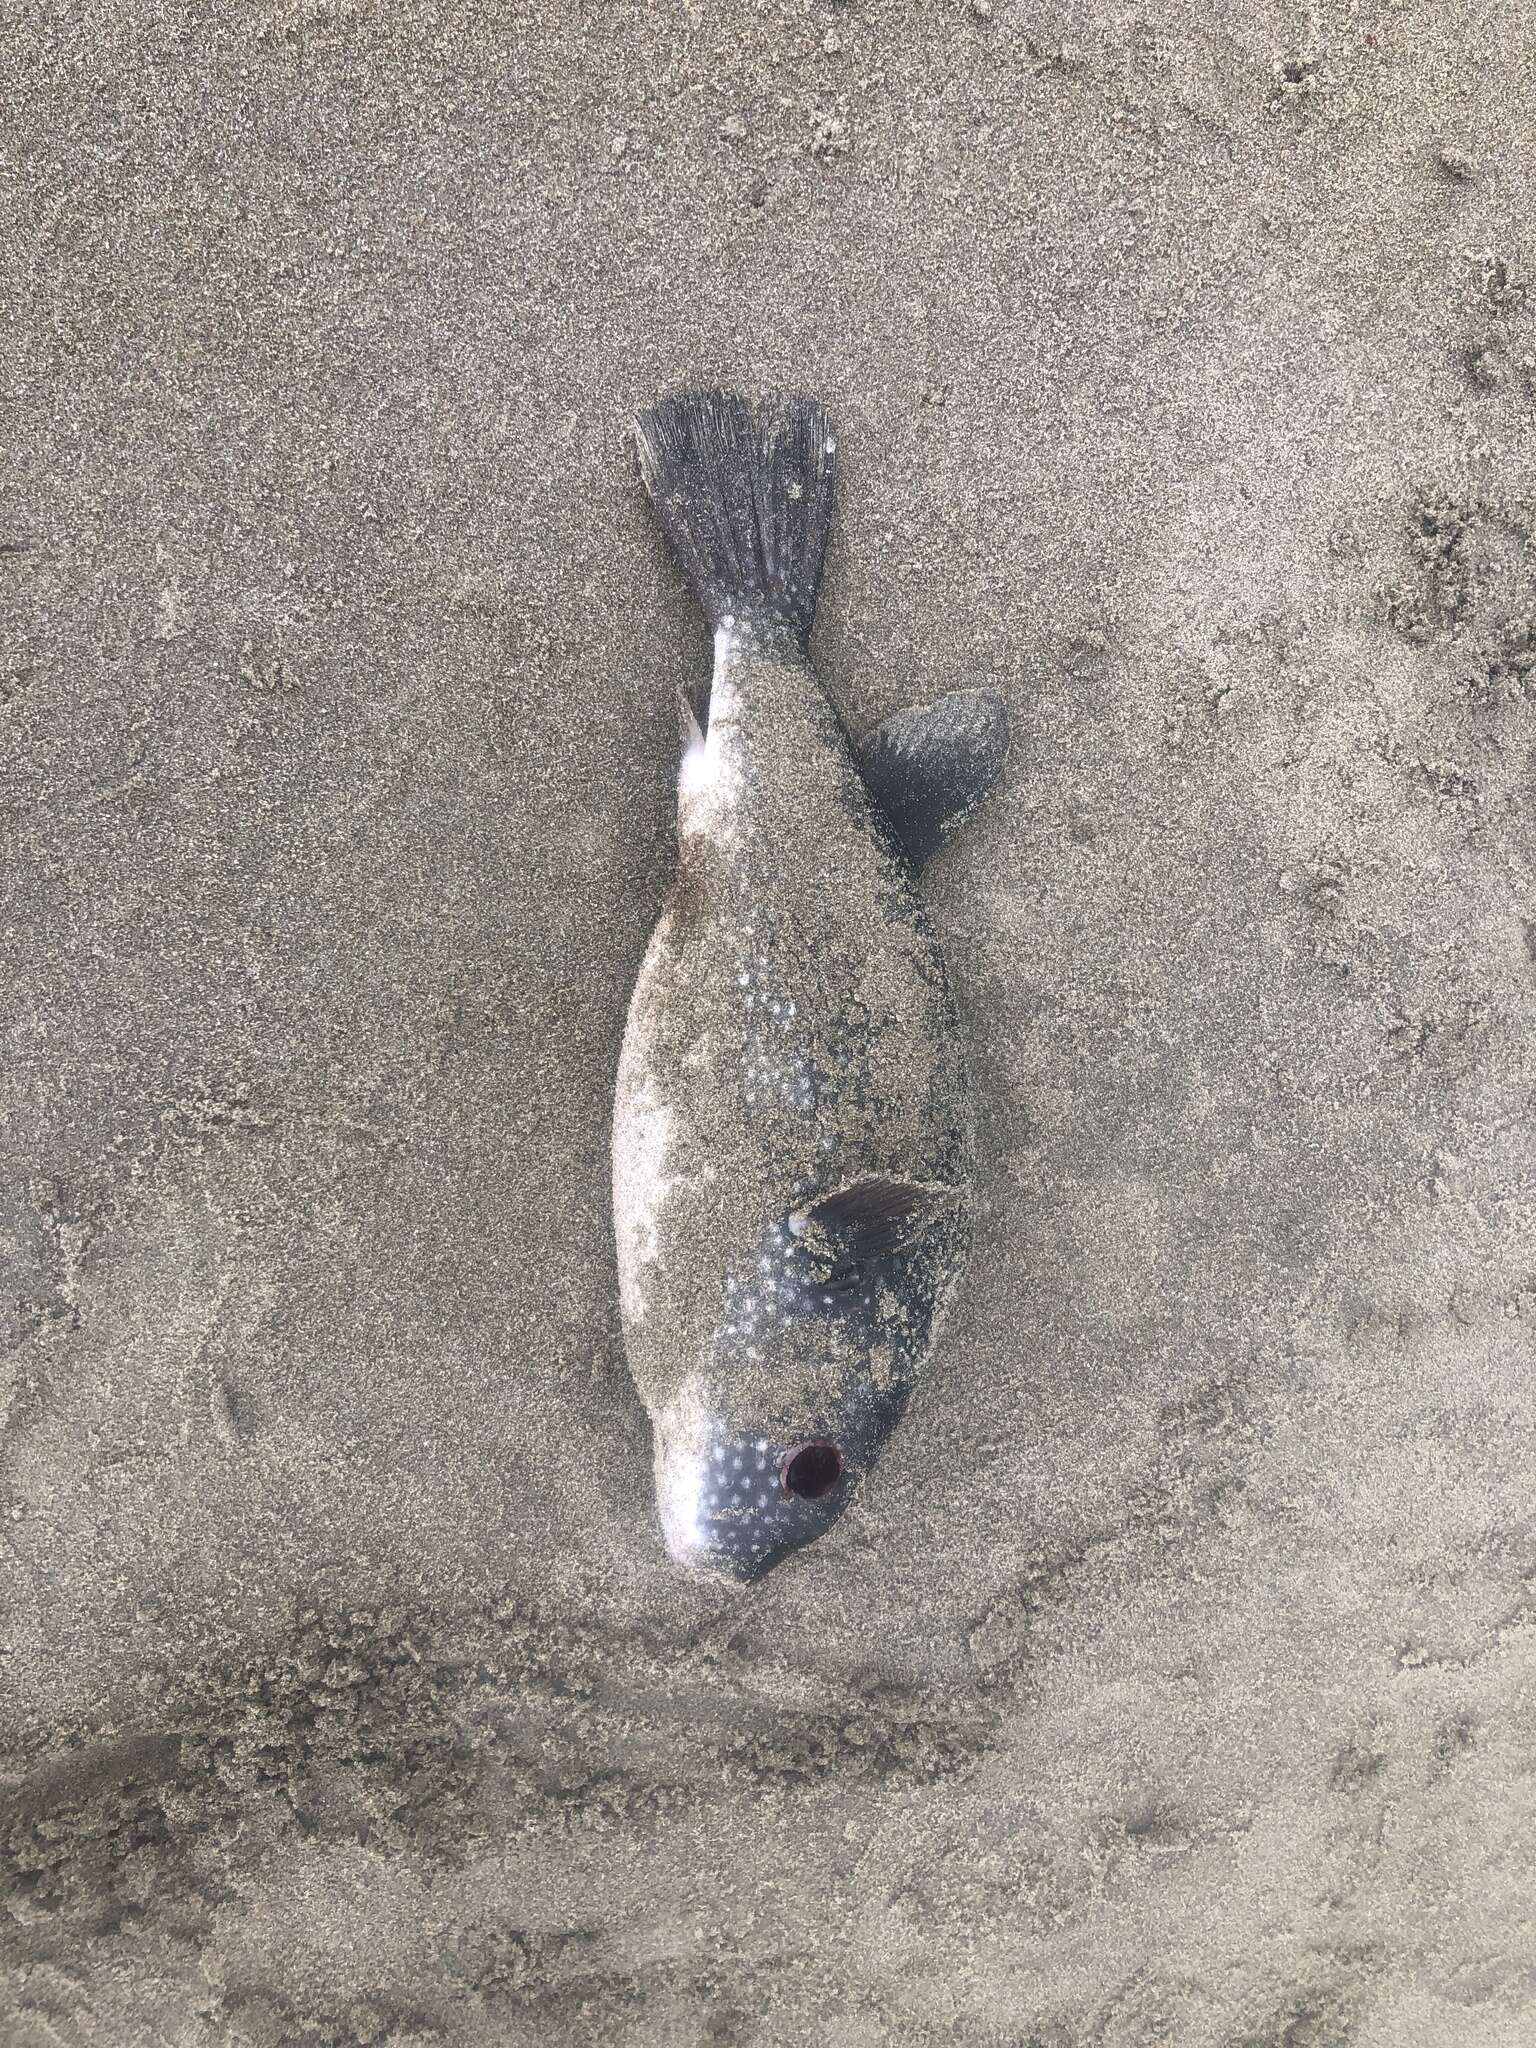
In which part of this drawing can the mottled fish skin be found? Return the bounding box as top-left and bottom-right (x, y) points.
(614, 394), (995, 1581)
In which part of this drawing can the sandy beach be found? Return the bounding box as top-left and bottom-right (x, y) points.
(4, 4), (1535, 2042)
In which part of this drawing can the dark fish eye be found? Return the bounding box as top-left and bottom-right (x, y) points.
(781, 1441), (844, 1500)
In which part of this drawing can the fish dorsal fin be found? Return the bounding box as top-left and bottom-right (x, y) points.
(789, 1177), (954, 1263)
(855, 687), (1008, 870)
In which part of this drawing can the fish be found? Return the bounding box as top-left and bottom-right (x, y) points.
(612, 389), (1007, 1580)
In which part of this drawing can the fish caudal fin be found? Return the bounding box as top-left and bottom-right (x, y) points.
(634, 389), (837, 645)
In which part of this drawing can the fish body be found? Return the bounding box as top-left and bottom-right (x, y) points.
(613, 391), (1006, 1579)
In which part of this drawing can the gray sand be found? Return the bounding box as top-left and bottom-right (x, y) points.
(3, 4), (1535, 2043)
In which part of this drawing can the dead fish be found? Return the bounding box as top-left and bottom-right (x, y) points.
(612, 389), (1006, 1580)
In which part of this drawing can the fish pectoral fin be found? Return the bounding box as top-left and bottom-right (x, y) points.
(790, 1176), (958, 1263)
(855, 687), (1008, 870)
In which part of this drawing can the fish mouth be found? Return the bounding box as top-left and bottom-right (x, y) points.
(655, 1430), (851, 1581)
(780, 1440), (844, 1500)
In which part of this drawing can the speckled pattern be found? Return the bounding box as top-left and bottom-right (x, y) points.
(4, 3), (1536, 2044)
(614, 585), (975, 1579)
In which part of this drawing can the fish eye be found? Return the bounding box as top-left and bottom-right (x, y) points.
(781, 1441), (844, 1500)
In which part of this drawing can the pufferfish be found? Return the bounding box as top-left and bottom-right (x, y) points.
(612, 388), (1007, 1580)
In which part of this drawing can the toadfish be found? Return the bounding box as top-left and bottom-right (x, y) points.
(612, 389), (1006, 1580)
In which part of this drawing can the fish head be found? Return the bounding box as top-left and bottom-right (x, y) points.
(649, 1176), (968, 1580)
(652, 1385), (906, 1582)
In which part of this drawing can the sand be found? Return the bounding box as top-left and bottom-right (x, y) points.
(3, 3), (1535, 2043)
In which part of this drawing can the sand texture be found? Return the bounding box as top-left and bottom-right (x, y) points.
(3, 4), (1535, 2043)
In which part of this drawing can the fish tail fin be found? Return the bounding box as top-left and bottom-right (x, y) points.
(633, 388), (837, 645)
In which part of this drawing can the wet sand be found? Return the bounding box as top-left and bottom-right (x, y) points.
(3, 4), (1535, 2043)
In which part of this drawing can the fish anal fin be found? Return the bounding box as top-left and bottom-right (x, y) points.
(856, 687), (1008, 870)
(678, 685), (705, 751)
